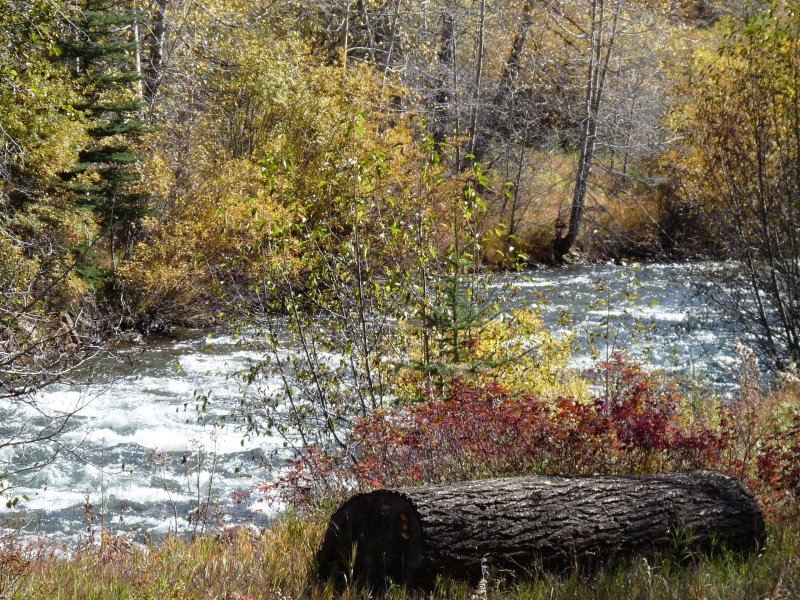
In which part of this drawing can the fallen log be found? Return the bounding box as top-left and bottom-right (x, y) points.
(316, 471), (765, 589)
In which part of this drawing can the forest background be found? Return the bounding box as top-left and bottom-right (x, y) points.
(4, 0), (793, 338)
(3, 0), (800, 342)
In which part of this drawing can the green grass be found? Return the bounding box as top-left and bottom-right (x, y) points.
(3, 512), (799, 599)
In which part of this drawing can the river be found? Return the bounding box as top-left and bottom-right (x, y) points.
(0, 261), (747, 545)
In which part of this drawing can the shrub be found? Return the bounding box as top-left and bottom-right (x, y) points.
(0, 536), (30, 597)
(757, 413), (800, 512)
(269, 353), (727, 506)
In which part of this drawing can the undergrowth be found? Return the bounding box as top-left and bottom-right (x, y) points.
(3, 348), (799, 599)
(267, 351), (800, 516)
(3, 513), (799, 599)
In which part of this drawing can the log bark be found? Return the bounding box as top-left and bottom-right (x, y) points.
(316, 471), (765, 589)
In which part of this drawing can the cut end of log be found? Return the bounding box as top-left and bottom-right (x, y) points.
(316, 471), (765, 590)
(316, 491), (424, 589)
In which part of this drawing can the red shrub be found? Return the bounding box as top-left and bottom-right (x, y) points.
(0, 536), (30, 595)
(262, 447), (356, 508)
(264, 353), (732, 507)
(757, 413), (800, 502)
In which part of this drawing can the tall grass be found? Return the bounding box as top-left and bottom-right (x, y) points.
(4, 512), (799, 599)
(480, 149), (668, 265)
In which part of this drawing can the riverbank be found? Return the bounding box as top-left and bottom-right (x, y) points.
(3, 308), (799, 596)
(4, 507), (799, 599)
(0, 262), (761, 546)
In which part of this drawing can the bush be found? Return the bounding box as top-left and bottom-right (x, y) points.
(268, 353), (727, 505)
(757, 413), (800, 513)
(0, 536), (30, 598)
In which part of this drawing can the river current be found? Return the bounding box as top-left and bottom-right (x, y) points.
(0, 262), (746, 545)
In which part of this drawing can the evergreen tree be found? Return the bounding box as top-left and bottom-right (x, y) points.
(59, 0), (147, 279)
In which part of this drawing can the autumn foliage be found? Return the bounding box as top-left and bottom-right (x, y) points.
(757, 414), (800, 505)
(353, 361), (719, 487)
(267, 352), (800, 516)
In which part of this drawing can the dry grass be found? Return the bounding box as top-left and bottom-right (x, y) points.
(482, 150), (665, 265)
(4, 508), (799, 599)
